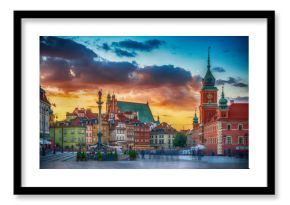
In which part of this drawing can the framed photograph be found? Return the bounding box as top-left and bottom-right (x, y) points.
(14, 10), (275, 195)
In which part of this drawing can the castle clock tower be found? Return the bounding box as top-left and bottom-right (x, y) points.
(199, 47), (218, 124)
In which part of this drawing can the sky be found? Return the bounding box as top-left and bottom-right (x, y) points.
(40, 36), (248, 130)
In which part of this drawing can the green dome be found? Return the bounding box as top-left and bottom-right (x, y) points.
(193, 110), (198, 124)
(219, 97), (228, 104)
(219, 87), (228, 109)
(203, 69), (216, 87)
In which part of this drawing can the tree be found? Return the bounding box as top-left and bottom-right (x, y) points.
(173, 133), (187, 148)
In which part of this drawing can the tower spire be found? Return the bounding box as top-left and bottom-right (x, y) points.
(219, 85), (228, 110)
(207, 46), (211, 70)
(193, 107), (198, 124)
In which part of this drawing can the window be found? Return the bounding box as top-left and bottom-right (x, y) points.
(238, 136), (244, 144)
(227, 123), (232, 130)
(226, 136), (232, 144)
(238, 123), (243, 130)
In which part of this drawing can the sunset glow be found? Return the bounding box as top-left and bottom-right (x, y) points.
(40, 36), (248, 130)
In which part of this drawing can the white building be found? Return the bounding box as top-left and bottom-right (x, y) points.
(150, 122), (176, 149)
(40, 87), (51, 142)
(115, 122), (127, 146)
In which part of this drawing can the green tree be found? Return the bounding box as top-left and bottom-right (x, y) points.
(173, 133), (187, 147)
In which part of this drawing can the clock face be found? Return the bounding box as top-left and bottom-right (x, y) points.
(207, 93), (213, 99)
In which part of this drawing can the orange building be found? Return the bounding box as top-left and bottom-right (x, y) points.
(93, 116), (110, 145)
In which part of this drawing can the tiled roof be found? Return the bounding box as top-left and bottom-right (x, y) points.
(153, 122), (176, 133)
(117, 101), (154, 123)
(86, 110), (97, 119)
(228, 103), (248, 120)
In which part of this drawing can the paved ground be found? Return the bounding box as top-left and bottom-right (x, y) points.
(40, 152), (249, 169)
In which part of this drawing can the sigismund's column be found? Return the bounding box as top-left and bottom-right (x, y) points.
(97, 90), (103, 149)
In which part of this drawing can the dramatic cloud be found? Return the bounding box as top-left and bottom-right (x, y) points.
(101, 43), (110, 51)
(99, 39), (165, 58)
(216, 77), (248, 87)
(227, 96), (249, 102)
(233, 82), (248, 87)
(212, 66), (226, 73)
(40, 36), (97, 60)
(135, 65), (192, 86)
(40, 36), (204, 122)
(40, 37), (201, 95)
(111, 39), (165, 52)
(114, 48), (137, 57)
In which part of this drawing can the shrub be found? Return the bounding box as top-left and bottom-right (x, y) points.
(128, 150), (138, 160)
(97, 151), (102, 161)
(76, 151), (82, 161)
(81, 152), (87, 161)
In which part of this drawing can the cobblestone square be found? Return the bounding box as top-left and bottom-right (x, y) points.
(40, 152), (248, 169)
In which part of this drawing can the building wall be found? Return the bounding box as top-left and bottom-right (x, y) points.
(220, 120), (249, 155)
(192, 127), (202, 145)
(202, 120), (249, 155)
(150, 133), (175, 149)
(134, 125), (150, 150)
(86, 124), (93, 144)
(40, 101), (50, 139)
(109, 129), (116, 145)
(203, 121), (218, 155)
(49, 126), (86, 151)
(92, 121), (109, 145)
(115, 122), (127, 148)
(126, 124), (135, 149)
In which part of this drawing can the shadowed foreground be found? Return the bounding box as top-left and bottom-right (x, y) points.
(40, 152), (249, 169)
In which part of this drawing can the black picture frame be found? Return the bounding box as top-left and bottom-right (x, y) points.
(14, 10), (275, 195)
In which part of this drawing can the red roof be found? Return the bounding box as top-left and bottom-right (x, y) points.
(156, 122), (171, 129)
(71, 117), (81, 127)
(228, 103), (248, 120)
(116, 113), (131, 122)
(86, 110), (97, 119)
(130, 118), (141, 123)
